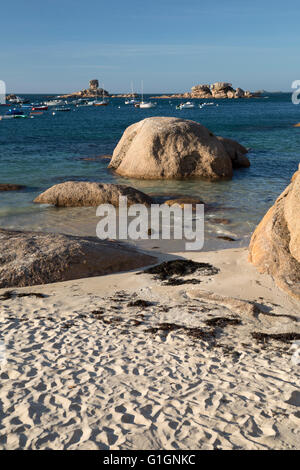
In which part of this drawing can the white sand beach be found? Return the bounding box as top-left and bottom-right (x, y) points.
(0, 247), (299, 450)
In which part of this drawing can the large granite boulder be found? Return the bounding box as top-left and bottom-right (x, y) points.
(109, 117), (239, 180)
(235, 88), (245, 98)
(89, 79), (99, 90)
(211, 82), (235, 99)
(216, 136), (250, 168)
(249, 167), (300, 300)
(34, 182), (152, 207)
(191, 85), (212, 99)
(0, 229), (156, 288)
(211, 82), (233, 92)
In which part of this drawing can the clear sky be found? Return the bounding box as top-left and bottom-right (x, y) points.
(1, 0), (298, 93)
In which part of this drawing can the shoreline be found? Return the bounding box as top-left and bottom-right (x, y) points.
(0, 245), (299, 450)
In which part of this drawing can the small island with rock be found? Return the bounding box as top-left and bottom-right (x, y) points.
(151, 82), (262, 99)
(58, 79), (109, 100)
(53, 79), (261, 101)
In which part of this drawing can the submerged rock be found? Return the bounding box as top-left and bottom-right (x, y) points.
(79, 155), (112, 162)
(109, 117), (248, 180)
(164, 197), (204, 208)
(0, 184), (25, 191)
(249, 166), (300, 300)
(0, 229), (156, 288)
(34, 182), (153, 207)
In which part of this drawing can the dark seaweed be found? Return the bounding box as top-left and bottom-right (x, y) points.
(163, 278), (201, 286)
(127, 299), (154, 308)
(205, 317), (242, 328)
(251, 332), (300, 344)
(143, 259), (219, 281)
(0, 291), (46, 300)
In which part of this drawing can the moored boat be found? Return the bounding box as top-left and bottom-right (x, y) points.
(52, 107), (71, 112)
(2, 109), (27, 119)
(178, 101), (195, 109)
(44, 99), (64, 106)
(94, 83), (109, 106)
(139, 101), (156, 109)
(136, 81), (156, 108)
(32, 105), (48, 111)
(125, 98), (139, 105)
(94, 101), (109, 106)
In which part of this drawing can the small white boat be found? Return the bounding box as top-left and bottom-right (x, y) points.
(44, 99), (64, 106)
(94, 101), (109, 106)
(0, 115), (15, 120)
(125, 81), (139, 105)
(125, 98), (139, 105)
(200, 102), (214, 108)
(137, 81), (156, 108)
(139, 101), (156, 109)
(52, 107), (71, 112)
(179, 101), (195, 109)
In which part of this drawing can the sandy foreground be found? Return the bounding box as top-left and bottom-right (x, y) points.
(0, 247), (299, 450)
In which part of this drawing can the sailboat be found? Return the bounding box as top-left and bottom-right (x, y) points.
(94, 84), (109, 106)
(138, 81), (156, 109)
(125, 82), (139, 105)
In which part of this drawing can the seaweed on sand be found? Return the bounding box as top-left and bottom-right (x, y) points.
(205, 317), (242, 328)
(142, 259), (219, 281)
(146, 322), (216, 342)
(163, 278), (201, 286)
(251, 332), (300, 344)
(0, 291), (46, 300)
(127, 299), (154, 308)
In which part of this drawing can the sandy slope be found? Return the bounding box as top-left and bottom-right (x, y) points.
(0, 247), (299, 450)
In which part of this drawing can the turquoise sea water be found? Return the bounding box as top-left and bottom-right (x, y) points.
(0, 93), (299, 250)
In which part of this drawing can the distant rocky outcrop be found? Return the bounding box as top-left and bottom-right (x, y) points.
(0, 229), (156, 288)
(151, 83), (261, 100)
(89, 79), (99, 91)
(109, 117), (249, 180)
(34, 182), (153, 207)
(249, 166), (300, 300)
(191, 82), (261, 99)
(59, 79), (109, 100)
(150, 93), (190, 99)
(5, 94), (17, 101)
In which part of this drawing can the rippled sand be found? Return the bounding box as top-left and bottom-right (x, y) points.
(0, 248), (299, 450)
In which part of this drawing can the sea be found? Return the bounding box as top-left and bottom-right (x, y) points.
(0, 93), (299, 252)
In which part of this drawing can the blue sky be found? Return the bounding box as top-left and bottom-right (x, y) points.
(1, 0), (298, 93)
